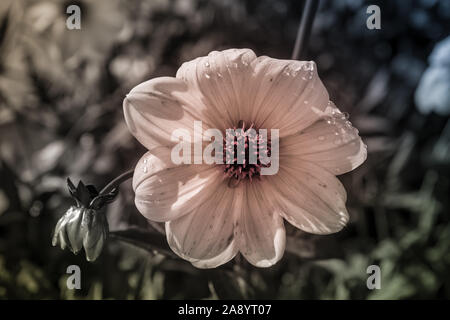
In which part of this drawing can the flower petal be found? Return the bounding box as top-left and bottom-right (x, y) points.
(133, 147), (222, 222)
(262, 160), (349, 235)
(280, 104), (367, 175)
(248, 59), (329, 137)
(236, 183), (286, 267)
(123, 76), (213, 150)
(176, 49), (257, 130)
(165, 180), (238, 268)
(65, 208), (84, 253)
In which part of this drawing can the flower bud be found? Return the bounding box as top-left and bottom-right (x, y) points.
(52, 178), (117, 261)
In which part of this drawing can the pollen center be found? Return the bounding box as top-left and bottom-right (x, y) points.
(222, 120), (271, 187)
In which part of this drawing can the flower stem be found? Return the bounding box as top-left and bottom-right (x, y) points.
(100, 169), (134, 195)
(291, 0), (320, 60)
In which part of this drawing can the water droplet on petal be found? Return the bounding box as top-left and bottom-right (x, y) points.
(204, 61), (210, 68)
(205, 73), (211, 79)
(143, 166), (148, 173)
(302, 61), (313, 71)
(323, 115), (335, 125)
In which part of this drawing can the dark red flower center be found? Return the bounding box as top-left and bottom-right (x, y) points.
(222, 121), (271, 187)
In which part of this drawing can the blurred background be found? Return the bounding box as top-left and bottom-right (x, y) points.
(0, 0), (449, 299)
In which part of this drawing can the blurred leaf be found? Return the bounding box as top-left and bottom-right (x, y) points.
(209, 270), (247, 299)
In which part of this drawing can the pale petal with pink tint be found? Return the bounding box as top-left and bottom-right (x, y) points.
(248, 59), (329, 137)
(165, 180), (238, 268)
(280, 103), (367, 175)
(235, 183), (286, 267)
(262, 160), (348, 235)
(133, 148), (222, 222)
(123, 77), (215, 150)
(176, 49), (257, 130)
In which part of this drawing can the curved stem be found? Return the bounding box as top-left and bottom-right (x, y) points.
(291, 0), (320, 60)
(100, 169), (134, 195)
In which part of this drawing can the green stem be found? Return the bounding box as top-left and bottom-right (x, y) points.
(100, 169), (134, 195)
(291, 0), (320, 60)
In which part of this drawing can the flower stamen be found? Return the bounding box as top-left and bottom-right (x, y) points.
(223, 120), (271, 187)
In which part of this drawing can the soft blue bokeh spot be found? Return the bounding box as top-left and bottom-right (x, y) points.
(415, 36), (450, 115)
(415, 67), (450, 116)
(429, 36), (450, 66)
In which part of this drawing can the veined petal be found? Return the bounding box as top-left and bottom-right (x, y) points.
(280, 104), (367, 175)
(262, 160), (349, 235)
(248, 59), (329, 137)
(133, 148), (221, 222)
(236, 183), (286, 267)
(176, 49), (257, 130)
(165, 180), (238, 268)
(123, 77), (213, 150)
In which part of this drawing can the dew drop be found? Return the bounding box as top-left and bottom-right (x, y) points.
(205, 73), (211, 79)
(323, 116), (335, 125)
(302, 61), (314, 71)
(204, 61), (210, 68)
(143, 166), (148, 173)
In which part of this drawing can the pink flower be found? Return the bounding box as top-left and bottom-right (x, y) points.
(123, 49), (367, 268)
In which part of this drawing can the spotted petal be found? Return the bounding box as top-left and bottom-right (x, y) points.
(133, 147), (222, 222)
(123, 77), (215, 150)
(165, 180), (238, 268)
(262, 160), (349, 235)
(280, 104), (367, 175)
(235, 183), (286, 267)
